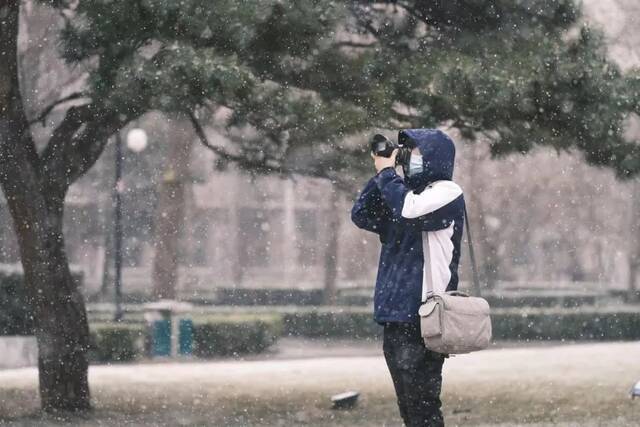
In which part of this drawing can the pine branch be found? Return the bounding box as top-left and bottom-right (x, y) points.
(187, 110), (242, 162)
(29, 92), (88, 126)
(396, 1), (433, 26)
(335, 41), (376, 48)
(188, 109), (354, 191)
(64, 113), (120, 184)
(40, 104), (121, 190)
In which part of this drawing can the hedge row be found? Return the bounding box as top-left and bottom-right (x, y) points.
(491, 307), (640, 341)
(213, 288), (325, 306)
(1, 268), (83, 335)
(17, 306), (640, 363)
(282, 308), (382, 339)
(192, 314), (283, 357)
(87, 314), (283, 363)
(89, 323), (145, 362)
(0, 272), (33, 335)
(281, 306), (640, 341)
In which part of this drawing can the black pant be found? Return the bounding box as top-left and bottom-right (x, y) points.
(383, 322), (446, 427)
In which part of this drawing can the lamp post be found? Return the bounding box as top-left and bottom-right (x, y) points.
(113, 127), (148, 321)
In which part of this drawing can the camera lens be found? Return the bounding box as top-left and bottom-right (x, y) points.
(370, 134), (395, 157)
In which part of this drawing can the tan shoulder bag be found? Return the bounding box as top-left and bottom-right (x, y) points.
(419, 205), (492, 354)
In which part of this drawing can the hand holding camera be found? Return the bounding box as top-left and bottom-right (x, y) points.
(372, 148), (398, 173)
(369, 134), (415, 174)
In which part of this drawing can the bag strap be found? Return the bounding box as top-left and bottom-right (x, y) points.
(421, 203), (482, 302)
(464, 204), (483, 297)
(421, 231), (434, 302)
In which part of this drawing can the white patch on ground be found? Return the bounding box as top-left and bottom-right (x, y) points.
(1, 341), (639, 426)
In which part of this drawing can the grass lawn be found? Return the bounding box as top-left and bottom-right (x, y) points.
(1, 342), (639, 426)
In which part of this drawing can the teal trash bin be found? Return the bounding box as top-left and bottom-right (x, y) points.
(152, 318), (172, 357)
(144, 300), (194, 358)
(178, 318), (193, 356)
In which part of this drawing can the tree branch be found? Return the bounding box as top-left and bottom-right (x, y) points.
(40, 104), (95, 170)
(187, 110), (242, 162)
(335, 41), (376, 48)
(396, 1), (432, 26)
(0, 0), (40, 173)
(188, 110), (356, 191)
(64, 112), (120, 183)
(40, 104), (121, 191)
(29, 92), (88, 126)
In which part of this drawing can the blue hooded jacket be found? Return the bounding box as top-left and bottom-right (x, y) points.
(351, 129), (465, 324)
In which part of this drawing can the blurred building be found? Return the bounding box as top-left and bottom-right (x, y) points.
(0, 152), (381, 297)
(0, 126), (635, 299)
(1, 0), (640, 299)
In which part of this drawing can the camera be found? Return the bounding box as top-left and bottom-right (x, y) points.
(369, 134), (413, 166)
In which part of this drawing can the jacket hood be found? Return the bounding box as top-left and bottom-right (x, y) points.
(399, 129), (455, 190)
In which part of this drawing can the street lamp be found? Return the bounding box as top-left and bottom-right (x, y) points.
(113, 127), (148, 321)
(127, 128), (149, 153)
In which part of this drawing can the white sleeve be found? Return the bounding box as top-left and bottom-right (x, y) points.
(400, 181), (463, 219)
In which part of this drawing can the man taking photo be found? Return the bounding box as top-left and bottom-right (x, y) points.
(351, 129), (465, 426)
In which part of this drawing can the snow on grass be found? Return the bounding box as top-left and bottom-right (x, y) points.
(1, 342), (639, 426)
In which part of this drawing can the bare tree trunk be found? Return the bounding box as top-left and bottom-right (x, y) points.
(628, 180), (640, 302)
(1, 169), (91, 412)
(1, 2), (93, 411)
(99, 199), (113, 299)
(152, 121), (193, 300)
(465, 142), (499, 289)
(323, 187), (341, 305)
(229, 175), (243, 286)
(629, 255), (638, 301)
(152, 175), (184, 299)
(0, 133), (91, 408)
(8, 196), (91, 412)
(27, 196), (90, 412)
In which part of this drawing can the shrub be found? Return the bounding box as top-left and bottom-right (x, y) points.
(280, 306), (640, 342)
(192, 314), (283, 357)
(492, 306), (640, 341)
(282, 307), (382, 339)
(0, 267), (83, 336)
(89, 323), (145, 362)
(0, 271), (33, 335)
(213, 288), (324, 306)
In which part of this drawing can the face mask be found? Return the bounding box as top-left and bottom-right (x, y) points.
(407, 154), (423, 176)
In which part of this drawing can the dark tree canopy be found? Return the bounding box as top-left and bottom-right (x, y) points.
(51, 0), (640, 183)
